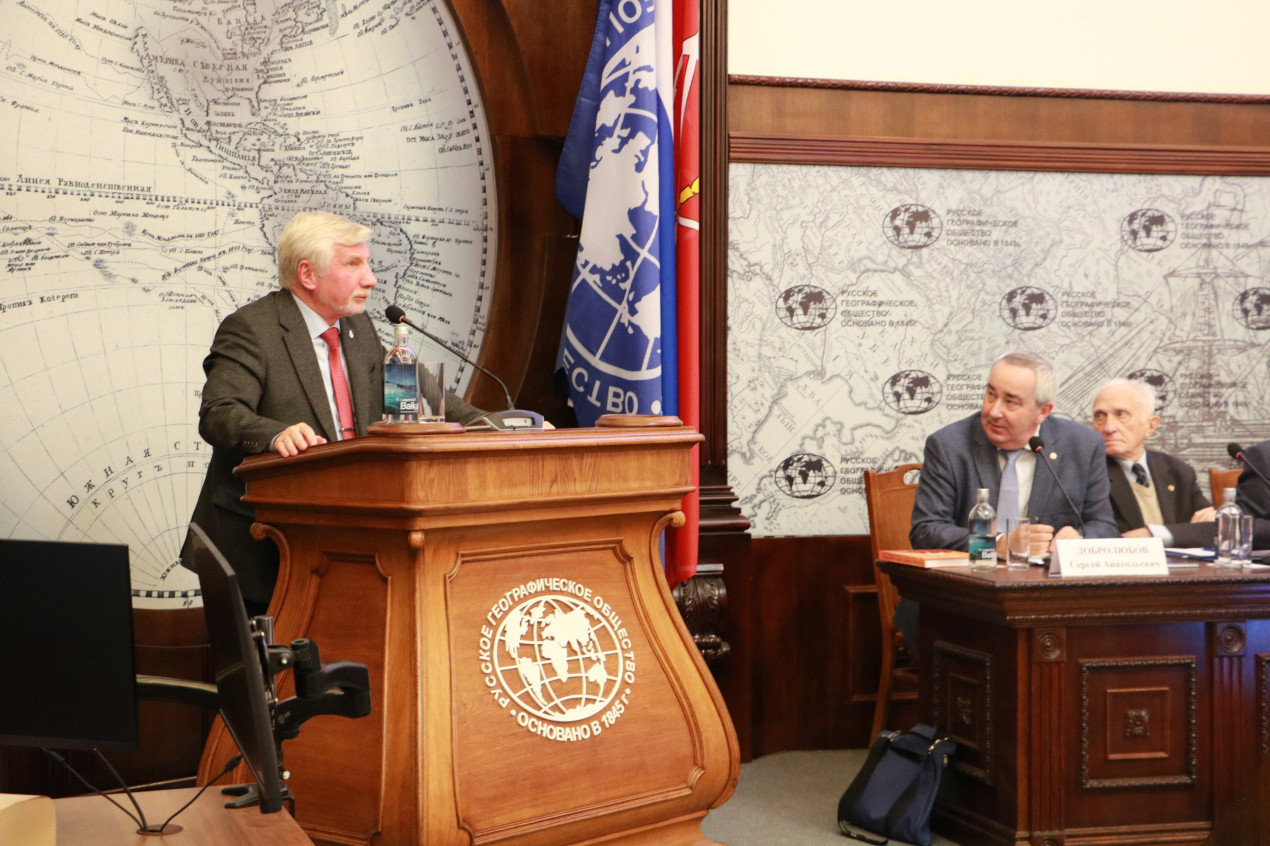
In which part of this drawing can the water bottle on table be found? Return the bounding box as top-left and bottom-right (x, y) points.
(968, 488), (998, 571)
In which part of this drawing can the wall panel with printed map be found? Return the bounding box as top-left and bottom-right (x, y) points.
(0, 0), (586, 609)
(727, 148), (1270, 537)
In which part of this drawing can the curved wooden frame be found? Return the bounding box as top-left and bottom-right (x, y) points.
(435, 1), (589, 424)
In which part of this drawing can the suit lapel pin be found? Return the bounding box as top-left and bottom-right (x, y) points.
(1168, 484), (1175, 491)
(1049, 452), (1057, 460)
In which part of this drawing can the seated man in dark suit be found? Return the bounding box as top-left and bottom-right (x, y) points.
(1233, 440), (1270, 544)
(900, 351), (1118, 645)
(1091, 378), (1214, 546)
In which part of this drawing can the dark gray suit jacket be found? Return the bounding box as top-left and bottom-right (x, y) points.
(910, 413), (1119, 550)
(1106, 450), (1213, 547)
(1236, 439), (1270, 547)
(181, 290), (482, 605)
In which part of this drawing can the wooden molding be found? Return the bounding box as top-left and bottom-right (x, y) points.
(729, 133), (1270, 174)
(701, 0), (730, 473)
(729, 74), (1270, 105)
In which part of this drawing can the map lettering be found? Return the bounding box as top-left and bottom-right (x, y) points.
(3, 0), (497, 608)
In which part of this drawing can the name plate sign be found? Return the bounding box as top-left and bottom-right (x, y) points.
(1050, 537), (1169, 577)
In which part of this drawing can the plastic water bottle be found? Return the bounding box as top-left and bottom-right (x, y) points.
(968, 488), (997, 570)
(1215, 488), (1243, 569)
(383, 324), (420, 422)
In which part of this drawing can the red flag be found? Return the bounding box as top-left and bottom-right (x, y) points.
(666, 0), (700, 588)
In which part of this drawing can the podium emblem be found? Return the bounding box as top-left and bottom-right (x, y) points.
(480, 583), (635, 741)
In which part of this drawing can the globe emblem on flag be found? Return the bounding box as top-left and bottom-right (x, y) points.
(776, 285), (837, 330)
(883, 370), (943, 415)
(1000, 286), (1056, 330)
(884, 204), (942, 249)
(555, 15), (668, 424)
(491, 594), (625, 722)
(1234, 288), (1270, 330)
(774, 453), (837, 499)
(1125, 368), (1174, 412)
(1121, 208), (1177, 252)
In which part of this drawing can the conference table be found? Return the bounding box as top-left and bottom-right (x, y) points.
(880, 557), (1270, 846)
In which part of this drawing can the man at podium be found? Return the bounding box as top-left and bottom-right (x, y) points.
(178, 210), (485, 614)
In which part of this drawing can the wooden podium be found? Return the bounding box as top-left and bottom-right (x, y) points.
(198, 416), (738, 846)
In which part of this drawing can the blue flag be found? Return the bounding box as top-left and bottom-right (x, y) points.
(555, 0), (677, 428)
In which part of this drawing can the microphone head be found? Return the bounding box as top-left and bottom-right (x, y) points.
(1028, 436), (1045, 454)
(385, 304), (406, 324)
(1228, 442), (1244, 460)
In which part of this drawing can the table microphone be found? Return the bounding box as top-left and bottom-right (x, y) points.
(1028, 436), (1086, 537)
(1227, 443), (1270, 488)
(384, 305), (543, 430)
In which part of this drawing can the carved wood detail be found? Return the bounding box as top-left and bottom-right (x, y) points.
(1078, 656), (1198, 790)
(1034, 628), (1065, 663)
(673, 563), (731, 666)
(932, 640), (994, 785)
(1216, 621), (1248, 656)
(1259, 652), (1270, 761)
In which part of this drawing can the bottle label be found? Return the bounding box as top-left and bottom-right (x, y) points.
(384, 361), (419, 420)
(968, 535), (997, 562)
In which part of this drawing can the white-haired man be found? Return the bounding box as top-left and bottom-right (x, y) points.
(180, 210), (484, 613)
(1091, 378), (1214, 546)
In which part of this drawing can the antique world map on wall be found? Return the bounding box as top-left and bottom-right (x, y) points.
(0, 0), (495, 606)
(729, 163), (1270, 537)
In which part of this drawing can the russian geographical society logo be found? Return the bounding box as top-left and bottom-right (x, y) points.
(1125, 368), (1175, 412)
(1234, 288), (1270, 331)
(774, 453), (837, 499)
(1121, 208), (1176, 252)
(776, 285), (836, 330)
(479, 580), (633, 742)
(883, 370), (943, 415)
(884, 204), (942, 249)
(1000, 286), (1056, 331)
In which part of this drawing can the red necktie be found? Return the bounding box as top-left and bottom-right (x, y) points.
(320, 327), (356, 439)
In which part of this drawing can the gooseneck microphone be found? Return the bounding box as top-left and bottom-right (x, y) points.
(1028, 436), (1087, 537)
(384, 305), (543, 430)
(386, 304), (513, 409)
(1228, 442), (1270, 489)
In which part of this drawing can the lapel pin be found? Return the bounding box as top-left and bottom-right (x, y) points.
(1168, 484), (1175, 491)
(1049, 451), (1057, 460)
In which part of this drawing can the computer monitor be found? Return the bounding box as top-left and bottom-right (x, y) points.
(0, 539), (139, 751)
(186, 523), (285, 813)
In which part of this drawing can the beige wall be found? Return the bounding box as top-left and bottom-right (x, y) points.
(729, 0), (1270, 95)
